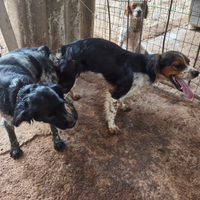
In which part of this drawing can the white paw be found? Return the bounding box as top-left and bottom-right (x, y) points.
(120, 104), (132, 112)
(109, 125), (120, 134)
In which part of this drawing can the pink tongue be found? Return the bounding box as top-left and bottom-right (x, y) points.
(175, 76), (194, 100)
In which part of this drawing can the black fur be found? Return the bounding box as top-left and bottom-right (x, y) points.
(0, 46), (77, 159)
(58, 38), (159, 99)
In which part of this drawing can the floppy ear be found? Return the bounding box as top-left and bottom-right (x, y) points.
(38, 45), (51, 58)
(124, 5), (132, 16)
(58, 45), (67, 56)
(147, 55), (162, 83)
(144, 2), (148, 19)
(50, 84), (64, 99)
(12, 100), (33, 127)
(184, 55), (190, 65)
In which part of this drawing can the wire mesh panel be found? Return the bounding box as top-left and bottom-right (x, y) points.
(94, 0), (200, 102)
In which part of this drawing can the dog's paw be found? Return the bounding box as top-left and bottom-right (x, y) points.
(10, 147), (23, 159)
(69, 91), (81, 101)
(54, 139), (66, 151)
(109, 125), (120, 135)
(71, 94), (81, 101)
(120, 104), (132, 112)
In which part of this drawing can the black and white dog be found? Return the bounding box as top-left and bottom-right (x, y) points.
(57, 38), (199, 134)
(0, 46), (78, 159)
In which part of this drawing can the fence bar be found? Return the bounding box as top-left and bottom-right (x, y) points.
(162, 0), (173, 53)
(107, 0), (111, 41)
(138, 0), (146, 53)
(126, 0), (130, 50)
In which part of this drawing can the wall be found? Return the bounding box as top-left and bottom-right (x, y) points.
(3, 0), (95, 52)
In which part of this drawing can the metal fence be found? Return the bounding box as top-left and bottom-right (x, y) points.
(94, 0), (200, 102)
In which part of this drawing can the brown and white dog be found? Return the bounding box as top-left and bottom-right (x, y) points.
(118, 0), (151, 55)
(58, 38), (199, 134)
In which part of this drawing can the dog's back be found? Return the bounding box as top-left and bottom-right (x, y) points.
(58, 38), (148, 89)
(0, 46), (57, 84)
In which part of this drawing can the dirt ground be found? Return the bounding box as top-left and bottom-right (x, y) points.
(0, 73), (200, 200)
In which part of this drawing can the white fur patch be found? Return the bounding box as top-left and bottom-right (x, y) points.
(105, 92), (120, 133)
(104, 72), (150, 133)
(181, 65), (196, 80)
(126, 73), (150, 97)
(9, 78), (20, 88)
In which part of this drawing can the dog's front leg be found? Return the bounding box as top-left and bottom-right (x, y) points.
(69, 78), (81, 101)
(3, 119), (23, 159)
(50, 125), (66, 151)
(105, 92), (120, 134)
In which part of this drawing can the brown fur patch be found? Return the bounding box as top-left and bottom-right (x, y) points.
(108, 87), (115, 95)
(184, 56), (190, 65)
(161, 66), (181, 79)
(112, 102), (118, 110)
(125, 5), (133, 16)
(151, 54), (161, 62)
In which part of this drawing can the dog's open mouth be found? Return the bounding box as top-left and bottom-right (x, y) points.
(170, 75), (194, 100)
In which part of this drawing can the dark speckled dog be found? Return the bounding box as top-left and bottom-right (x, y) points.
(0, 46), (78, 159)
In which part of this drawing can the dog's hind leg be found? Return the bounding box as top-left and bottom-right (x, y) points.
(3, 119), (23, 159)
(105, 91), (120, 134)
(50, 125), (66, 151)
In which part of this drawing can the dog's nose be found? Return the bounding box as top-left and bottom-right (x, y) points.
(192, 70), (199, 77)
(138, 10), (141, 14)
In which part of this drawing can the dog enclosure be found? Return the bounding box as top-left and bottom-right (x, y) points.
(1, 1), (200, 199)
(94, 0), (200, 102)
(0, 0), (200, 102)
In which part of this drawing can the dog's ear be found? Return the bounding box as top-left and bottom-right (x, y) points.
(144, 2), (148, 19)
(147, 55), (162, 83)
(58, 45), (67, 57)
(12, 100), (33, 127)
(125, 5), (132, 16)
(184, 55), (190, 65)
(50, 84), (64, 99)
(37, 45), (51, 58)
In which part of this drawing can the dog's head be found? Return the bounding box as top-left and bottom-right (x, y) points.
(12, 83), (77, 129)
(149, 51), (199, 99)
(57, 59), (77, 94)
(125, 0), (148, 19)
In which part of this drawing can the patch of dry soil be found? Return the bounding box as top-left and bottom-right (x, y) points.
(0, 74), (200, 200)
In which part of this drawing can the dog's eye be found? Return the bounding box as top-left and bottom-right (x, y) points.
(174, 64), (181, 69)
(132, 5), (136, 9)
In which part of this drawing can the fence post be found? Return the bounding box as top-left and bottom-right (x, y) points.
(162, 0), (173, 53)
